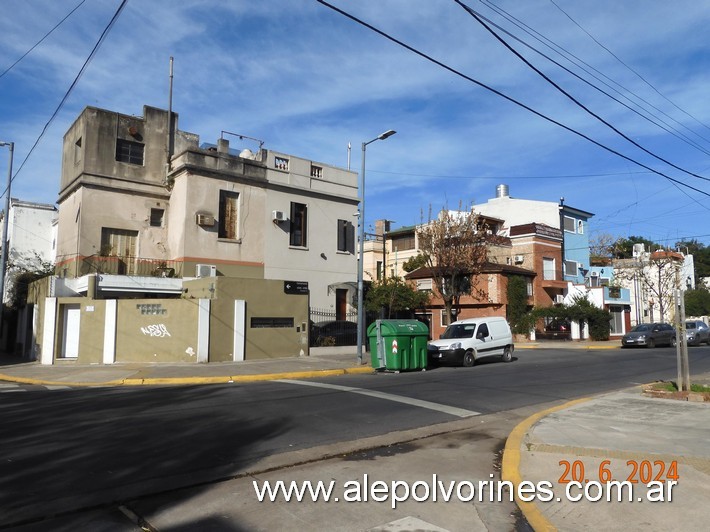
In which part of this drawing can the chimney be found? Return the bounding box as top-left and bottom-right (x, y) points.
(496, 184), (509, 198)
(375, 219), (391, 237)
(217, 138), (229, 154)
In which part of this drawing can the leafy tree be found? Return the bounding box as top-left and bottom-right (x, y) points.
(417, 205), (502, 324)
(684, 286), (710, 317)
(402, 253), (428, 273)
(612, 236), (657, 259)
(365, 277), (429, 318)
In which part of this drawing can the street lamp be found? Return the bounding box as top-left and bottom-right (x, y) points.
(0, 141), (14, 333)
(357, 129), (396, 365)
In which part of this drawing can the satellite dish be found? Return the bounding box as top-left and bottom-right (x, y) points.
(239, 148), (254, 159)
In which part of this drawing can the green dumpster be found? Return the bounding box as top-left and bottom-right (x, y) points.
(367, 319), (429, 371)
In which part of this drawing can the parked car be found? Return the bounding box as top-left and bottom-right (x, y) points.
(536, 319), (571, 340)
(621, 323), (676, 348)
(427, 316), (514, 367)
(311, 320), (358, 347)
(685, 320), (710, 346)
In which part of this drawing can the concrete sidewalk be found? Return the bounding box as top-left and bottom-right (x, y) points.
(0, 339), (615, 387)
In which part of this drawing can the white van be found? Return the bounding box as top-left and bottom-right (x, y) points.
(427, 316), (514, 367)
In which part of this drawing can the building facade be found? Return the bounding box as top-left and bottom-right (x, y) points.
(55, 105), (358, 311)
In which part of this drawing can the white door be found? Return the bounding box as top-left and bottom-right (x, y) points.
(61, 304), (81, 358)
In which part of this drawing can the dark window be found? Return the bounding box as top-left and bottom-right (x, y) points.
(337, 219), (354, 253)
(392, 234), (415, 251)
(251, 317), (294, 328)
(150, 208), (164, 227)
(477, 323), (490, 338)
(115, 139), (144, 165)
(563, 216), (576, 233)
(218, 190), (239, 239)
(290, 202), (307, 247)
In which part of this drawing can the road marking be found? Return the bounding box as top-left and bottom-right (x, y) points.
(0, 383), (25, 392)
(277, 379), (480, 418)
(45, 385), (72, 390)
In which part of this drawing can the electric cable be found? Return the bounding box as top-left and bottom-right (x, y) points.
(0, 0), (87, 80)
(455, 0), (710, 183)
(2, 0), (128, 196)
(315, 0), (710, 203)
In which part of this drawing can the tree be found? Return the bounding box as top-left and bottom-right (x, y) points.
(365, 276), (429, 318)
(612, 236), (657, 259)
(685, 286), (710, 317)
(615, 251), (680, 322)
(417, 205), (501, 324)
(676, 239), (710, 284)
(507, 275), (532, 335)
(589, 232), (616, 265)
(402, 253), (428, 273)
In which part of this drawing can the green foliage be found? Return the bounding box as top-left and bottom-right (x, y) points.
(402, 253), (428, 273)
(612, 236), (658, 258)
(527, 295), (612, 341)
(365, 277), (430, 317)
(506, 276), (532, 334)
(684, 286), (710, 317)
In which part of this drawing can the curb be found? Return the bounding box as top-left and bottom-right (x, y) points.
(0, 366), (374, 387)
(501, 397), (592, 532)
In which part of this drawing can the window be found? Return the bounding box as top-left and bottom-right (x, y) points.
(310, 165), (323, 178)
(564, 260), (579, 277)
(563, 216), (576, 233)
(275, 156), (289, 170)
(391, 234), (415, 251)
(218, 190), (239, 240)
(543, 257), (555, 280)
(74, 137), (82, 164)
(337, 219), (354, 253)
(577, 220), (584, 234)
(115, 139), (144, 165)
(101, 228), (138, 257)
(376, 261), (383, 280)
(526, 279), (533, 296)
(290, 202), (307, 247)
(150, 208), (164, 227)
(417, 279), (433, 291)
(441, 310), (451, 327)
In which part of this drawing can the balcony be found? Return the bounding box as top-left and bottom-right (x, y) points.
(80, 256), (183, 278)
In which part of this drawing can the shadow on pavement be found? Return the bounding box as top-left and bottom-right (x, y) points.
(0, 385), (289, 530)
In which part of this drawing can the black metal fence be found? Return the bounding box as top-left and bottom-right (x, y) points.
(309, 308), (358, 347)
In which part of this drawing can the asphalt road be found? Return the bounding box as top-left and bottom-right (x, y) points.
(2, 346), (709, 529)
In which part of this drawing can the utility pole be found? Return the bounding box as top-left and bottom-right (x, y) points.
(674, 262), (690, 391)
(0, 141), (14, 336)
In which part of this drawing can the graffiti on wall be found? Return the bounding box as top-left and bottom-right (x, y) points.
(141, 324), (172, 337)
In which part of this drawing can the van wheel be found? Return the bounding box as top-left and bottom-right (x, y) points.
(502, 346), (512, 363)
(462, 351), (475, 367)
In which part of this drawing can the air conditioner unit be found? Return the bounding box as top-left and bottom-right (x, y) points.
(590, 271), (599, 277)
(195, 264), (217, 278)
(514, 255), (524, 264)
(272, 210), (287, 223)
(555, 294), (565, 304)
(195, 213), (215, 226)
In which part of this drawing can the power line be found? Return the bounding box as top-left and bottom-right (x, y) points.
(315, 0), (710, 202)
(455, 0), (710, 184)
(0, 0), (87, 80)
(369, 169), (650, 179)
(480, 0), (710, 150)
(463, 2), (710, 158)
(548, 0), (710, 137)
(3, 0), (128, 195)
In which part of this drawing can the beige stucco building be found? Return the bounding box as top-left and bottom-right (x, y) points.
(31, 104), (359, 363)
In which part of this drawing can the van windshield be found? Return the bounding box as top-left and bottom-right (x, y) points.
(441, 324), (476, 339)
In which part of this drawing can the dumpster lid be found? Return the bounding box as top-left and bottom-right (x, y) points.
(367, 319), (429, 335)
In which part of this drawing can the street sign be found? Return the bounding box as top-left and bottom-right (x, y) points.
(284, 281), (309, 295)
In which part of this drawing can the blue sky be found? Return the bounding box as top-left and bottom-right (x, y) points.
(1, 0), (709, 247)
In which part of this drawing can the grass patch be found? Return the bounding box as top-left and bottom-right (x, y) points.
(648, 381), (710, 393)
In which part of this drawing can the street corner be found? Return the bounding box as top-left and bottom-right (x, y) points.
(501, 397), (592, 532)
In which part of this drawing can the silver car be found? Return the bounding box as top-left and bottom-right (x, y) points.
(685, 320), (710, 346)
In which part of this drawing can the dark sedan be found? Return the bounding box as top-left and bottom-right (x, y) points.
(621, 323), (676, 348)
